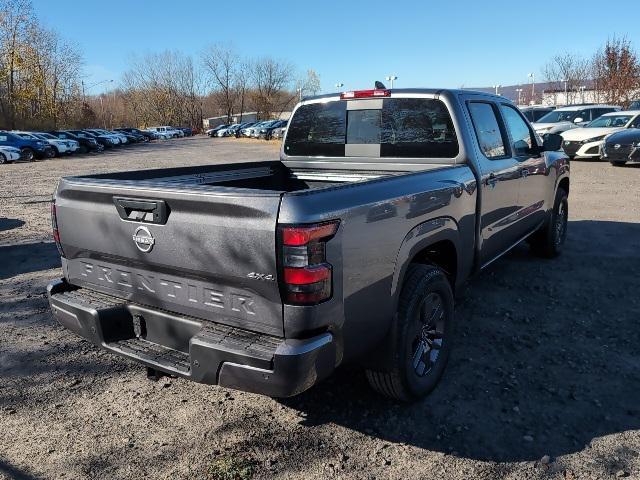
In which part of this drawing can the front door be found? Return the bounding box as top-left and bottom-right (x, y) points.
(466, 100), (523, 266)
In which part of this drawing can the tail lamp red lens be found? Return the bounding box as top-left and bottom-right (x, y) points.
(340, 89), (390, 100)
(51, 200), (65, 257)
(279, 221), (339, 305)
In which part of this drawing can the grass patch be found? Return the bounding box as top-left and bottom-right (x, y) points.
(206, 457), (255, 480)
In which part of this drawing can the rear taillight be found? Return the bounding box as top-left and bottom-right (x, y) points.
(51, 200), (65, 257)
(279, 221), (339, 305)
(340, 89), (390, 99)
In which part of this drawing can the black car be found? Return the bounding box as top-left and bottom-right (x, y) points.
(519, 106), (555, 122)
(68, 130), (115, 149)
(602, 128), (640, 166)
(235, 122), (256, 138)
(115, 128), (154, 142)
(207, 124), (228, 137)
(49, 131), (102, 153)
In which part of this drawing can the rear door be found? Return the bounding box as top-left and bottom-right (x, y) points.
(55, 179), (285, 336)
(466, 100), (523, 266)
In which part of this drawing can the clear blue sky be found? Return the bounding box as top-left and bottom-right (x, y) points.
(32, 0), (640, 94)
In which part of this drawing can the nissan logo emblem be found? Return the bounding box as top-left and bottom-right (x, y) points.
(614, 144), (621, 149)
(132, 226), (155, 253)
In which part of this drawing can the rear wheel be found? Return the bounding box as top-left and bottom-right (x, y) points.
(529, 187), (568, 258)
(45, 148), (56, 159)
(21, 147), (35, 162)
(611, 161), (626, 167)
(366, 264), (454, 401)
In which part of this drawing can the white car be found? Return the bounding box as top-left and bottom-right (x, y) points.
(532, 105), (620, 137)
(146, 128), (171, 140)
(0, 146), (21, 164)
(151, 126), (181, 138)
(560, 111), (640, 159)
(86, 129), (121, 145)
(34, 132), (80, 153)
(14, 131), (74, 156)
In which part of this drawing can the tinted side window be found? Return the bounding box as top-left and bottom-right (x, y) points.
(501, 105), (534, 157)
(468, 102), (506, 159)
(522, 111), (534, 121)
(533, 110), (549, 121)
(284, 101), (347, 157)
(380, 98), (459, 158)
(631, 116), (640, 128)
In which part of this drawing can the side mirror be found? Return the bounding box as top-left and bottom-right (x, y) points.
(573, 117), (584, 124)
(542, 133), (563, 152)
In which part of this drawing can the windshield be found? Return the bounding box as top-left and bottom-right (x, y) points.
(17, 133), (38, 139)
(536, 110), (579, 123)
(285, 97), (458, 158)
(38, 133), (56, 139)
(587, 115), (633, 128)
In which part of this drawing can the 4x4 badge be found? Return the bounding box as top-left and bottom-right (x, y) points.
(132, 226), (155, 253)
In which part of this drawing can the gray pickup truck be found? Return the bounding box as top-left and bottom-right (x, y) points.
(48, 88), (570, 401)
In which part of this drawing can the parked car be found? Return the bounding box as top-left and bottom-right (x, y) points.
(47, 87), (569, 401)
(178, 127), (193, 137)
(560, 111), (640, 159)
(14, 132), (73, 157)
(33, 132), (80, 155)
(0, 145), (22, 164)
(115, 128), (156, 142)
(628, 100), (640, 110)
(601, 127), (640, 166)
(85, 129), (122, 145)
(258, 120), (287, 139)
(271, 125), (287, 140)
(150, 126), (181, 138)
(0, 130), (53, 160)
(48, 131), (102, 153)
(215, 124), (237, 137)
(206, 124), (229, 137)
(236, 122), (257, 138)
(71, 130), (117, 149)
(532, 105), (620, 137)
(519, 106), (555, 122)
(145, 128), (171, 140)
(242, 121), (269, 137)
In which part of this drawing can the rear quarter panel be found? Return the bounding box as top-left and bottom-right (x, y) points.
(279, 165), (477, 362)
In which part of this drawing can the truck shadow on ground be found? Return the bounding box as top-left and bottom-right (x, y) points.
(0, 242), (60, 280)
(277, 219), (640, 463)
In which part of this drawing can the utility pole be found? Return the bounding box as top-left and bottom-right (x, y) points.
(516, 88), (523, 105)
(528, 73), (535, 103)
(563, 78), (568, 105)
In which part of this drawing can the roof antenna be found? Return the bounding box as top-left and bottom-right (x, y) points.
(375, 81), (386, 89)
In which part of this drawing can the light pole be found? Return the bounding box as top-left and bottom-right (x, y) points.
(562, 78), (568, 105)
(528, 73), (535, 102)
(335, 83), (344, 90)
(516, 88), (523, 105)
(579, 85), (586, 104)
(385, 75), (397, 89)
(492, 84), (501, 96)
(296, 87), (302, 101)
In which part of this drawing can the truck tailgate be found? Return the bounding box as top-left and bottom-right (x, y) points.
(55, 179), (284, 336)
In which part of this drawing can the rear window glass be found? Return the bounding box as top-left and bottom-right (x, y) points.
(284, 98), (458, 158)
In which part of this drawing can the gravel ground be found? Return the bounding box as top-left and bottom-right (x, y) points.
(1, 137), (639, 480)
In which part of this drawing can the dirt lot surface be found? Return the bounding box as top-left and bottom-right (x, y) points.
(1, 137), (639, 480)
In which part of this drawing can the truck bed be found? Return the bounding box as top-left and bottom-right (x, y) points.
(69, 161), (401, 193)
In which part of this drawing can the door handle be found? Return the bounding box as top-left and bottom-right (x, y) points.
(113, 196), (168, 224)
(486, 173), (498, 187)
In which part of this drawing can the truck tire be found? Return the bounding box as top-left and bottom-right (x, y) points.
(366, 264), (454, 401)
(529, 187), (568, 258)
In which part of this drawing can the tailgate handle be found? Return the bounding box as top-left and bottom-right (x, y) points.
(114, 197), (168, 224)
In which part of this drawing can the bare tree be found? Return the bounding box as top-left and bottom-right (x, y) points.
(251, 57), (294, 118)
(542, 53), (591, 105)
(298, 69), (321, 97)
(592, 37), (640, 108)
(201, 44), (242, 123)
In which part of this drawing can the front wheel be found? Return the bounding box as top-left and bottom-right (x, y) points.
(21, 147), (35, 162)
(0, 152), (6, 164)
(366, 264), (454, 401)
(529, 187), (568, 258)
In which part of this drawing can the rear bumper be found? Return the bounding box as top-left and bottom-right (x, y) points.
(47, 279), (337, 397)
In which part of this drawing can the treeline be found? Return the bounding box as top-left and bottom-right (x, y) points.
(0, 0), (320, 131)
(541, 37), (640, 107)
(0, 0), (83, 130)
